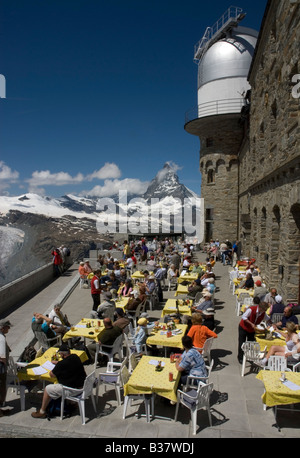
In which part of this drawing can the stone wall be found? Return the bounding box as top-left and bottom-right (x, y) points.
(186, 114), (244, 242)
(239, 0), (300, 302)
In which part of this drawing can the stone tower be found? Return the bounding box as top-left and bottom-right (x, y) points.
(184, 7), (258, 243)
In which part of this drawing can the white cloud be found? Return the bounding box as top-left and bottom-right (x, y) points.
(0, 161), (19, 181)
(27, 170), (85, 187)
(0, 161), (20, 194)
(86, 163), (121, 181)
(81, 178), (150, 197)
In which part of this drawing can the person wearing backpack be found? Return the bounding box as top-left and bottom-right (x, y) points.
(31, 344), (86, 419)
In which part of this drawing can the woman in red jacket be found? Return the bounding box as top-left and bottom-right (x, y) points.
(52, 248), (63, 277)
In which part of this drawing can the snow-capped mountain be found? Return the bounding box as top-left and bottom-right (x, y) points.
(0, 164), (200, 286)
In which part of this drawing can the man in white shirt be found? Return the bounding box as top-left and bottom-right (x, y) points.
(0, 320), (12, 416)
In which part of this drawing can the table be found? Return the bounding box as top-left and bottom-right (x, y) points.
(234, 288), (254, 297)
(256, 370), (300, 407)
(18, 347), (88, 383)
(175, 284), (189, 297)
(63, 318), (104, 343)
(161, 299), (192, 318)
(131, 271), (145, 281)
(146, 323), (188, 356)
(114, 297), (129, 311)
(177, 272), (199, 284)
(124, 355), (180, 403)
(255, 333), (286, 351)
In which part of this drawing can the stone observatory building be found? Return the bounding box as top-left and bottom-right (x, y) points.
(185, 1), (300, 304)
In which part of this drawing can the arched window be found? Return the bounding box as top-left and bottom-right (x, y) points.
(207, 169), (215, 184)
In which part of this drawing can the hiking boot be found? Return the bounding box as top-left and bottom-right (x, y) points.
(31, 410), (47, 419)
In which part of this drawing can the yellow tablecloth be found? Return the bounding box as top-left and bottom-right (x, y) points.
(63, 318), (104, 342)
(255, 334), (286, 351)
(175, 284), (189, 297)
(131, 271), (145, 281)
(234, 288), (254, 297)
(177, 272), (199, 284)
(114, 297), (129, 311)
(147, 324), (187, 350)
(256, 370), (300, 407)
(124, 355), (180, 402)
(161, 299), (192, 317)
(18, 347), (88, 383)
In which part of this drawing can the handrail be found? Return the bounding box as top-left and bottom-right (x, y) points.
(185, 98), (246, 124)
(194, 6), (245, 63)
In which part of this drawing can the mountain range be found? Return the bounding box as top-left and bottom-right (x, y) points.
(0, 163), (200, 286)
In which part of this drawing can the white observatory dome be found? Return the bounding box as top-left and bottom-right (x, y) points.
(197, 26), (258, 117)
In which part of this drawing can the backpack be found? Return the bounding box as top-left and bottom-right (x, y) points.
(46, 397), (71, 420)
(18, 345), (37, 363)
(66, 248), (71, 256)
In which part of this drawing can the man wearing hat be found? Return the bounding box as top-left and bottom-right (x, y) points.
(90, 291), (115, 321)
(132, 317), (149, 354)
(0, 320), (12, 416)
(192, 291), (214, 314)
(253, 280), (268, 299)
(31, 344), (86, 418)
(269, 295), (285, 317)
(202, 308), (216, 331)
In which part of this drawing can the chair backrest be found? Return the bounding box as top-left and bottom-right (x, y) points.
(129, 352), (138, 372)
(194, 292), (202, 304)
(7, 356), (18, 377)
(120, 364), (130, 386)
(241, 341), (261, 358)
(266, 355), (288, 371)
(34, 330), (61, 349)
(112, 334), (124, 353)
(238, 293), (250, 302)
(82, 371), (97, 399)
(244, 297), (253, 306)
(196, 382), (213, 409)
(203, 337), (214, 354)
(230, 271), (238, 280)
(271, 313), (284, 324)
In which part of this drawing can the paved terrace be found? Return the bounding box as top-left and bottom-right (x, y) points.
(1, 251), (300, 439)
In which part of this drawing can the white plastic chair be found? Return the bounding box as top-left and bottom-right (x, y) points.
(127, 300), (146, 328)
(60, 371), (98, 425)
(174, 382), (214, 435)
(194, 337), (215, 365)
(241, 341), (267, 377)
(229, 270), (238, 293)
(123, 393), (154, 423)
(33, 330), (62, 351)
(236, 292), (251, 316)
(264, 355), (291, 372)
(184, 359), (214, 390)
(6, 357), (26, 411)
(94, 334), (124, 370)
(98, 357), (128, 405)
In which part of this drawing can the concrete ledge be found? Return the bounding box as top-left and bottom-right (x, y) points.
(10, 269), (79, 360)
(0, 263), (55, 316)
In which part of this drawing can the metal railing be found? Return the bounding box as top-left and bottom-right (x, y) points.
(194, 6), (245, 62)
(185, 98), (246, 124)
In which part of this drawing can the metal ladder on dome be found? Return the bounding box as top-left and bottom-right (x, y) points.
(193, 6), (246, 63)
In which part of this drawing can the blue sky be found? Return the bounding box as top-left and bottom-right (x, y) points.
(0, 0), (267, 198)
